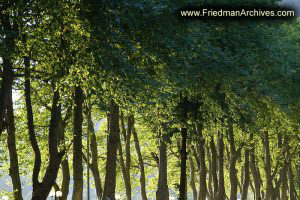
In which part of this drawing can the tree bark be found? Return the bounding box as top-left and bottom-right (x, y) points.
(196, 124), (207, 200)
(6, 87), (23, 200)
(118, 128), (131, 200)
(86, 108), (103, 200)
(287, 140), (296, 200)
(249, 132), (261, 200)
(189, 153), (197, 200)
(60, 158), (70, 200)
(57, 109), (70, 200)
(31, 87), (65, 200)
(228, 119), (238, 200)
(103, 100), (119, 200)
(216, 130), (225, 200)
(0, 14), (15, 136)
(156, 136), (169, 200)
(118, 112), (131, 200)
(179, 127), (188, 200)
(24, 55), (42, 193)
(133, 127), (148, 200)
(72, 86), (84, 200)
(241, 149), (249, 200)
(210, 136), (218, 199)
(263, 130), (274, 200)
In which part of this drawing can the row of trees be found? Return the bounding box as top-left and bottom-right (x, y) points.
(1, 0), (300, 199)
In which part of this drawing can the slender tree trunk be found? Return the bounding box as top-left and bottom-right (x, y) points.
(288, 164), (296, 200)
(6, 88), (23, 200)
(72, 86), (84, 200)
(216, 130), (225, 200)
(156, 136), (169, 200)
(196, 124), (207, 200)
(133, 127), (148, 200)
(249, 132), (261, 200)
(24, 55), (42, 193)
(263, 130), (274, 200)
(118, 112), (131, 200)
(57, 111), (70, 200)
(118, 130), (131, 200)
(207, 143), (213, 200)
(61, 158), (70, 200)
(103, 100), (119, 200)
(31, 87), (65, 200)
(125, 115), (133, 199)
(287, 140), (296, 200)
(210, 136), (218, 199)
(228, 119), (238, 200)
(179, 127), (188, 200)
(86, 107), (103, 199)
(241, 149), (250, 200)
(189, 153), (197, 200)
(297, 154), (300, 199)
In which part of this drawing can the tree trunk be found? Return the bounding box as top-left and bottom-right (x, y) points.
(241, 149), (249, 200)
(196, 124), (207, 200)
(210, 136), (218, 199)
(287, 140), (296, 200)
(249, 132), (261, 200)
(118, 112), (131, 200)
(189, 153), (197, 200)
(125, 115), (133, 199)
(6, 87), (23, 200)
(57, 110), (70, 200)
(24, 55), (42, 193)
(263, 130), (274, 200)
(60, 158), (70, 200)
(0, 14), (15, 135)
(103, 100), (119, 200)
(31, 87), (65, 200)
(118, 128), (131, 200)
(288, 163), (296, 200)
(156, 136), (169, 200)
(207, 143), (213, 200)
(72, 86), (84, 200)
(133, 127), (148, 200)
(86, 108), (103, 200)
(228, 119), (238, 200)
(179, 127), (188, 200)
(297, 154), (300, 199)
(25, 53), (64, 199)
(216, 130), (225, 200)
